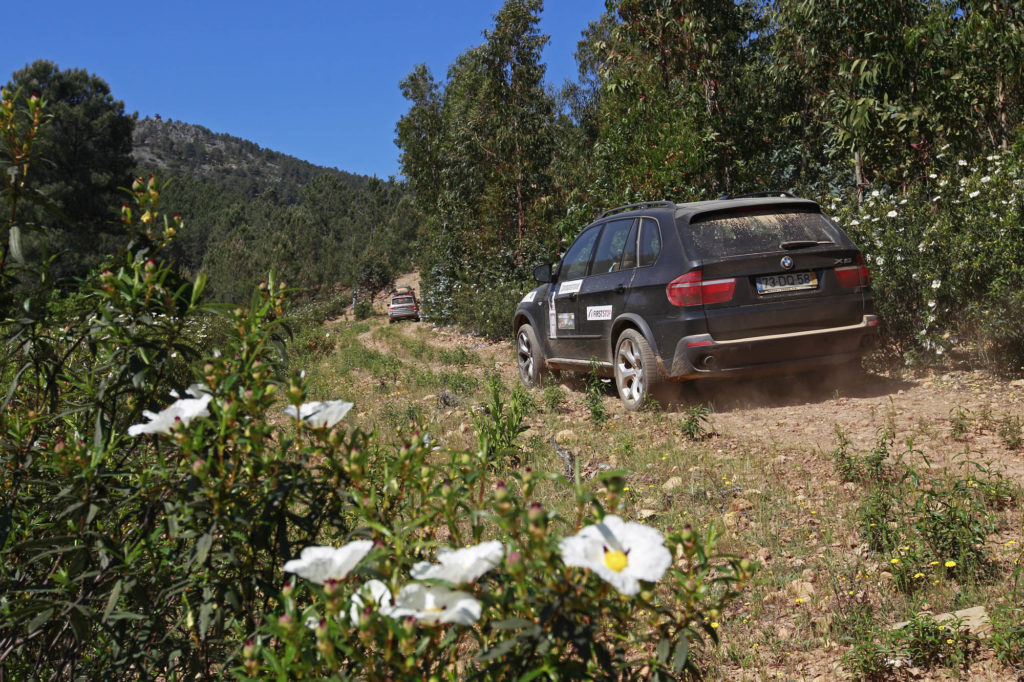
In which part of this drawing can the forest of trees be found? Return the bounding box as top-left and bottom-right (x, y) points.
(397, 0), (1024, 359)
(3, 61), (415, 304)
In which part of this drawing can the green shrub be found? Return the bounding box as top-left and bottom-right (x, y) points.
(353, 299), (374, 320)
(893, 612), (980, 674)
(584, 358), (609, 425)
(831, 425), (861, 482)
(914, 474), (994, 577)
(835, 151), (1024, 371)
(680, 404), (712, 441)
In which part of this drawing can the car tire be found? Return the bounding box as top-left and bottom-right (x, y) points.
(614, 329), (663, 411)
(516, 323), (549, 387)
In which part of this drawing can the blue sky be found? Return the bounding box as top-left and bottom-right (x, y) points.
(1, 1), (606, 179)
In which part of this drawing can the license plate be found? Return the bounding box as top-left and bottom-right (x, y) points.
(756, 271), (818, 294)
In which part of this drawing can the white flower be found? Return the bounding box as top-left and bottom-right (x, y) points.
(928, 173), (937, 179)
(969, 190), (980, 198)
(285, 400), (354, 428)
(387, 583), (481, 625)
(283, 541), (374, 584)
(349, 579), (392, 625)
(128, 385), (212, 436)
(928, 300), (937, 308)
(931, 279), (941, 289)
(850, 219), (860, 226)
(559, 515), (672, 596)
(958, 159), (968, 166)
(887, 210), (898, 218)
(876, 256), (885, 266)
(981, 176), (991, 183)
(411, 541), (504, 584)
(871, 190), (880, 197)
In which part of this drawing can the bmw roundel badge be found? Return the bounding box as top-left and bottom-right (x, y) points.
(780, 255), (794, 270)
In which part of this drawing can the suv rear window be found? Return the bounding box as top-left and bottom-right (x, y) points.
(391, 296), (414, 305)
(685, 207), (841, 258)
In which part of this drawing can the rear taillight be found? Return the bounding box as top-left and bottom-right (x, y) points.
(666, 270), (736, 307)
(835, 254), (871, 288)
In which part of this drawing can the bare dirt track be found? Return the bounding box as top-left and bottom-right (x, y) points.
(695, 368), (1024, 488)
(377, 272), (1024, 488)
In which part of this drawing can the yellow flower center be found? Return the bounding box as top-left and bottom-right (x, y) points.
(604, 549), (629, 572)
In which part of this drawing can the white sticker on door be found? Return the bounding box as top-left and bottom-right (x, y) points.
(587, 305), (613, 321)
(521, 291), (536, 303)
(558, 279), (583, 295)
(548, 287), (557, 338)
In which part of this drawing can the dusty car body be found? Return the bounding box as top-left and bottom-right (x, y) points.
(513, 195), (877, 409)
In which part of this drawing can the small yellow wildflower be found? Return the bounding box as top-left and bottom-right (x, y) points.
(711, 622), (720, 629)
(890, 558), (900, 565)
(945, 560), (957, 568)
(913, 572), (924, 579)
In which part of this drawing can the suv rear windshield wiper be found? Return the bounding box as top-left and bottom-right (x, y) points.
(780, 240), (831, 250)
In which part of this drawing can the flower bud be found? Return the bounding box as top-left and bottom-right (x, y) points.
(281, 580), (294, 598)
(494, 480), (509, 501)
(681, 524), (696, 557)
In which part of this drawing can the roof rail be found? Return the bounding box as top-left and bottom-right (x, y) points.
(718, 191), (797, 200)
(597, 200), (676, 219)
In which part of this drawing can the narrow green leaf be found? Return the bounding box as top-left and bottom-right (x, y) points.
(193, 532), (213, 566)
(672, 635), (689, 673)
(103, 579), (123, 623)
(9, 224), (24, 263)
(656, 637), (670, 663)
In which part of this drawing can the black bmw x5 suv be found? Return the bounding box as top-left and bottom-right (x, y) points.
(513, 194), (877, 410)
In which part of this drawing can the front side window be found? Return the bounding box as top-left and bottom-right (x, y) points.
(591, 219), (636, 274)
(560, 225), (601, 280)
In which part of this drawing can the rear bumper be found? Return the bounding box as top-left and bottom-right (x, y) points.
(388, 309), (420, 321)
(667, 314), (878, 379)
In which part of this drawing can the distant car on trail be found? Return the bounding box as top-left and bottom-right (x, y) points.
(388, 288), (420, 323)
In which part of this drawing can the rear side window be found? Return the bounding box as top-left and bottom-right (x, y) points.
(686, 208), (841, 258)
(638, 218), (662, 266)
(591, 219), (635, 274)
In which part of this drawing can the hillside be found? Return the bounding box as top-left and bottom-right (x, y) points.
(132, 116), (373, 204)
(301, 290), (1024, 680)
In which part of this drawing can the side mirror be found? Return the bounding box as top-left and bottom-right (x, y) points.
(533, 263), (553, 283)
